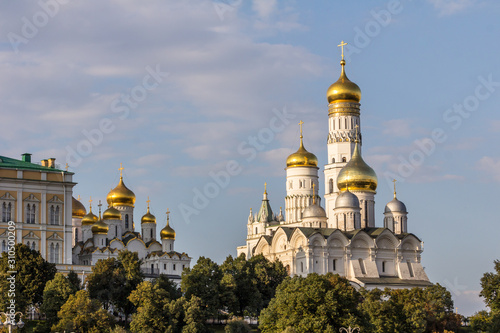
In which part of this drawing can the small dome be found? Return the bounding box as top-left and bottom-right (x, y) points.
(141, 207), (156, 224)
(385, 198), (407, 213)
(72, 196), (86, 218)
(327, 60), (361, 104)
(81, 209), (98, 226)
(302, 204), (327, 219)
(160, 221), (175, 240)
(286, 125), (318, 168)
(103, 205), (121, 220)
(91, 220), (109, 235)
(107, 177), (136, 207)
(337, 142), (377, 193)
(335, 189), (360, 209)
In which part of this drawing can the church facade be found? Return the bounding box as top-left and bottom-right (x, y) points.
(237, 51), (431, 289)
(72, 167), (191, 281)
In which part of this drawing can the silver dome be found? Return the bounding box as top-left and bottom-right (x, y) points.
(384, 198), (407, 213)
(335, 190), (360, 208)
(302, 204), (327, 218)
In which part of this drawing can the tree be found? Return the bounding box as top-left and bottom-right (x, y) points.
(86, 250), (144, 320)
(259, 273), (367, 332)
(52, 290), (115, 333)
(0, 244), (56, 312)
(181, 256), (224, 319)
(224, 318), (251, 333)
(478, 260), (500, 332)
(248, 254), (288, 309)
(67, 270), (82, 291)
(40, 273), (78, 326)
(129, 279), (206, 333)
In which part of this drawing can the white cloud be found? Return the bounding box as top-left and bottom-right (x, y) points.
(252, 0), (277, 18)
(382, 119), (413, 138)
(476, 156), (500, 182)
(427, 0), (476, 16)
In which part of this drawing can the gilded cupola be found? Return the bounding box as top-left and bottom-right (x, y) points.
(106, 164), (136, 207)
(141, 198), (156, 224)
(337, 140), (378, 193)
(160, 209), (175, 240)
(326, 41), (361, 104)
(91, 202), (109, 235)
(103, 202), (121, 220)
(81, 198), (98, 226)
(72, 195), (86, 218)
(286, 121), (318, 168)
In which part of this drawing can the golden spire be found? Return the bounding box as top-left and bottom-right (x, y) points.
(393, 179), (397, 199)
(166, 208), (170, 223)
(89, 197), (93, 212)
(264, 182), (267, 194)
(338, 40), (347, 61)
(146, 197), (151, 212)
(119, 163), (124, 179)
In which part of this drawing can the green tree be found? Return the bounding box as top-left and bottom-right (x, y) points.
(259, 273), (367, 332)
(52, 290), (115, 333)
(67, 270), (82, 291)
(248, 254), (288, 309)
(478, 260), (500, 332)
(181, 256), (224, 319)
(40, 273), (78, 326)
(224, 318), (251, 333)
(86, 250), (144, 321)
(0, 244), (56, 312)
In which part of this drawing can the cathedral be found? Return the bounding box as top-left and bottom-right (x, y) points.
(237, 47), (431, 289)
(72, 166), (191, 281)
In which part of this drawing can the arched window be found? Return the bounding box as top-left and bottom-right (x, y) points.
(55, 206), (60, 224)
(31, 242), (36, 251)
(333, 259), (337, 271)
(125, 214), (129, 229)
(2, 202), (12, 222)
(49, 243), (55, 263)
(301, 262), (304, 273)
(289, 181), (293, 189)
(342, 157), (346, 163)
(331, 157), (335, 163)
(345, 118), (347, 129)
(2, 240), (6, 252)
(329, 179), (334, 194)
(50, 206), (55, 225)
(255, 227), (258, 234)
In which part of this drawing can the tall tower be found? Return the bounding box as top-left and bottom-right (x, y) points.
(384, 180), (408, 234)
(285, 121), (320, 224)
(324, 41), (362, 223)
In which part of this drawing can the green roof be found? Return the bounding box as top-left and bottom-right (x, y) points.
(0, 155), (65, 172)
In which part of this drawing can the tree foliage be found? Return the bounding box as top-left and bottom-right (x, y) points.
(86, 250), (144, 320)
(0, 244), (56, 312)
(41, 273), (78, 325)
(52, 290), (115, 333)
(477, 259), (500, 332)
(259, 273), (367, 332)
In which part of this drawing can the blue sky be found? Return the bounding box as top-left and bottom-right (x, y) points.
(1, 0), (500, 316)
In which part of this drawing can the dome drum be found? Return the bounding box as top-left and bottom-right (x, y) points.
(91, 220), (109, 235)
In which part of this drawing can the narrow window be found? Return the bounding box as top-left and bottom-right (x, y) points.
(164, 264), (166, 270)
(151, 264), (154, 274)
(382, 261), (386, 273)
(75, 229), (79, 243)
(125, 214), (129, 229)
(358, 258), (366, 274)
(342, 157), (346, 162)
(407, 260), (414, 277)
(2, 202), (6, 222)
(55, 243), (60, 263)
(289, 181), (293, 189)
(333, 259), (337, 271)
(115, 226), (118, 237)
(301, 262), (304, 273)
(173, 264), (176, 270)
(329, 179), (334, 194)
(55, 206), (60, 225)
(332, 157), (335, 163)
(345, 118), (347, 129)
(182, 265), (185, 269)
(6, 202), (11, 221)
(1, 240), (6, 252)
(150, 229), (153, 238)
(31, 242), (36, 251)
(255, 227), (258, 234)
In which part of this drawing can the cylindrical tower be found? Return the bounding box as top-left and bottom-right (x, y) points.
(107, 165), (136, 233)
(384, 183), (408, 234)
(141, 199), (157, 243)
(285, 121), (320, 224)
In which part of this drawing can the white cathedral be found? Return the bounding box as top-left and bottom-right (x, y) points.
(237, 52), (431, 289)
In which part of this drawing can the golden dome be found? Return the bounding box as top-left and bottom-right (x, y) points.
(72, 196), (86, 218)
(106, 176), (136, 207)
(103, 204), (121, 220)
(160, 218), (175, 240)
(81, 206), (98, 226)
(327, 59), (361, 104)
(91, 219), (109, 235)
(286, 121), (318, 168)
(337, 141), (377, 193)
(141, 206), (156, 224)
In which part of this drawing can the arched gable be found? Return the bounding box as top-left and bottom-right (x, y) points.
(326, 230), (349, 248)
(254, 237), (271, 256)
(289, 229), (307, 250)
(308, 233), (325, 248)
(271, 230), (289, 254)
(350, 231), (373, 249)
(109, 238), (125, 250)
(375, 230), (399, 250)
(400, 234), (422, 251)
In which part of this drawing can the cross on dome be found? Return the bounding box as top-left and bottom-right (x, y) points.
(338, 40), (348, 60)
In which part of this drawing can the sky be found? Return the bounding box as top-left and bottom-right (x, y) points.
(1, 0), (499, 316)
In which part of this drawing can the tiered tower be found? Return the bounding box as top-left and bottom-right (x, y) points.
(285, 121), (320, 224)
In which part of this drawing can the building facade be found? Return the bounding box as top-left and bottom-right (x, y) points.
(237, 53), (431, 289)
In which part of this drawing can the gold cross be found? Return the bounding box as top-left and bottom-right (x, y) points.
(65, 163), (69, 171)
(166, 208), (170, 221)
(89, 196), (92, 207)
(119, 163), (124, 177)
(146, 197), (150, 208)
(264, 182), (267, 193)
(299, 120), (304, 138)
(338, 40), (348, 60)
(392, 179), (397, 198)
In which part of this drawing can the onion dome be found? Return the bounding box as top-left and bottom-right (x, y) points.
(91, 220), (109, 235)
(141, 200), (156, 224)
(327, 58), (361, 104)
(335, 188), (360, 208)
(81, 203), (98, 226)
(385, 182), (407, 213)
(160, 219), (175, 240)
(286, 121), (318, 168)
(72, 196), (86, 218)
(337, 141), (377, 193)
(106, 167), (136, 207)
(103, 204), (121, 220)
(302, 204), (327, 219)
